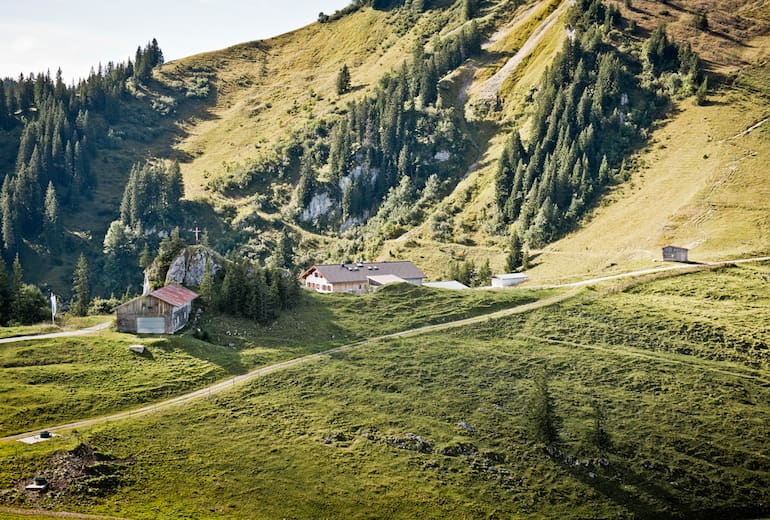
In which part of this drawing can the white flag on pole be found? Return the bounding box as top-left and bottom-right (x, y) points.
(50, 293), (57, 323)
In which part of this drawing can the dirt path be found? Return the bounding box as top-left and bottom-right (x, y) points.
(3, 256), (769, 443)
(0, 322), (112, 344)
(472, 0), (569, 101)
(518, 334), (770, 386)
(0, 290), (580, 443)
(725, 114), (770, 141)
(558, 256), (770, 287)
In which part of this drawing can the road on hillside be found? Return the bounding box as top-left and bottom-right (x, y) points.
(2, 256), (769, 443)
(0, 321), (112, 344)
(0, 290), (578, 443)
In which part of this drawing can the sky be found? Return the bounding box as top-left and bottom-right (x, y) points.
(1, 0), (353, 83)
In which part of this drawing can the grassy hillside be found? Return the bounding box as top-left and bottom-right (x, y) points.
(1, 262), (768, 518)
(8, 0), (768, 294)
(0, 285), (550, 437)
(383, 0), (770, 282)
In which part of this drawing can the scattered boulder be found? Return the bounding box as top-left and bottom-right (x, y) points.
(438, 441), (477, 457)
(385, 433), (433, 454)
(457, 421), (475, 433)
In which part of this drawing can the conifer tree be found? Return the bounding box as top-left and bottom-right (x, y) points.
(71, 253), (90, 316)
(43, 181), (60, 251)
(528, 371), (558, 444)
(139, 243), (153, 270)
(199, 259), (213, 305)
(0, 260), (9, 325)
(164, 160), (184, 219)
(462, 0), (477, 20)
(11, 254), (23, 320)
(506, 231), (523, 272)
(1, 177), (16, 253)
(477, 258), (492, 286)
(336, 64), (352, 95)
(695, 77), (708, 106)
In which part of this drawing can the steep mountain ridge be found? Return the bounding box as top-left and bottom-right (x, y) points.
(2, 0), (768, 293)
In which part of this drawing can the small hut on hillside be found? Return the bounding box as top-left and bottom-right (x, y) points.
(115, 285), (198, 334)
(662, 246), (689, 263)
(491, 273), (529, 288)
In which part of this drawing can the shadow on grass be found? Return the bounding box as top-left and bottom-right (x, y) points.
(155, 336), (249, 376)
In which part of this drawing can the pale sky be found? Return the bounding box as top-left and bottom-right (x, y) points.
(1, 0), (353, 83)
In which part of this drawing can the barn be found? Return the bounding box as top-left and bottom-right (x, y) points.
(115, 285), (198, 334)
(662, 246), (689, 263)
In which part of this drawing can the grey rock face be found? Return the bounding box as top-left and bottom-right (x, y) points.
(164, 246), (223, 287)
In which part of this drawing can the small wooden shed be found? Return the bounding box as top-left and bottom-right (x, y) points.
(662, 246), (689, 263)
(115, 285), (198, 334)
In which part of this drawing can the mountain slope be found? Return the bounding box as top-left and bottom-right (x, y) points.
(6, 0), (769, 294)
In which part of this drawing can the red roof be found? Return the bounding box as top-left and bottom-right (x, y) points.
(150, 285), (198, 307)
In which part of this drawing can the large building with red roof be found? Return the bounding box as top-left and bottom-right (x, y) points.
(115, 285), (198, 334)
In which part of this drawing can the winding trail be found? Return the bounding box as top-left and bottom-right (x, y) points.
(0, 290), (579, 443)
(472, 0), (570, 101)
(3, 256), (769, 444)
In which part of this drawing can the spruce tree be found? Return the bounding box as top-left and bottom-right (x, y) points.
(477, 258), (492, 287)
(0, 260), (9, 325)
(139, 243), (153, 269)
(462, 0), (477, 21)
(164, 160), (184, 218)
(71, 253), (90, 316)
(43, 181), (60, 251)
(695, 77), (708, 106)
(11, 254), (23, 321)
(336, 64), (351, 95)
(1, 176), (16, 253)
(506, 231), (523, 272)
(527, 371), (558, 444)
(199, 259), (213, 305)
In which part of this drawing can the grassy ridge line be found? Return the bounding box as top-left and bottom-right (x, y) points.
(0, 290), (577, 444)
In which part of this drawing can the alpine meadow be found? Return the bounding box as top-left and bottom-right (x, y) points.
(1, 0), (770, 518)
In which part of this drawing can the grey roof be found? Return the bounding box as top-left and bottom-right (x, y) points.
(302, 261), (426, 284)
(367, 274), (407, 286)
(423, 280), (470, 290)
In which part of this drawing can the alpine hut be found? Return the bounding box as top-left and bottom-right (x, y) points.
(115, 285), (198, 334)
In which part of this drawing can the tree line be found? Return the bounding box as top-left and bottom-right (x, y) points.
(0, 39), (165, 261)
(200, 257), (301, 324)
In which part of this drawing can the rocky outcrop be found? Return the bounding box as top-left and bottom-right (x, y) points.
(163, 246), (223, 287)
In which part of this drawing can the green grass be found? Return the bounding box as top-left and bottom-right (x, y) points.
(1, 264), (769, 518)
(202, 284), (552, 352)
(0, 286), (550, 437)
(0, 332), (246, 437)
